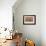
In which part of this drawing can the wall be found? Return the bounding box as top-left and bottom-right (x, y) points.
(41, 0), (46, 46)
(0, 0), (16, 30)
(13, 0), (41, 46)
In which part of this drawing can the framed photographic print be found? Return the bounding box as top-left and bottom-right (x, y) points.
(23, 15), (36, 25)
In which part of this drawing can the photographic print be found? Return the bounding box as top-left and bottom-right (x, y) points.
(23, 15), (36, 25)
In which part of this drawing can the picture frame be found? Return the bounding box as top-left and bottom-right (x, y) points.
(23, 15), (36, 25)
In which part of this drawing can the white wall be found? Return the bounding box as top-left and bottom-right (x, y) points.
(0, 0), (16, 30)
(13, 0), (41, 46)
(41, 0), (46, 46)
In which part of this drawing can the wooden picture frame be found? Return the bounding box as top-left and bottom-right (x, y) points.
(23, 15), (36, 25)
